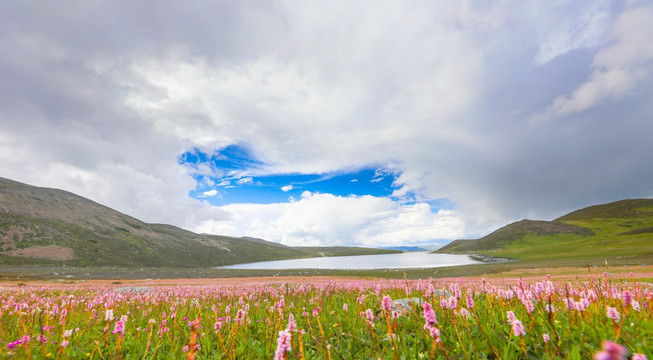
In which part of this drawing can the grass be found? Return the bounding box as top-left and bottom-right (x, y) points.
(437, 200), (653, 269)
(0, 272), (650, 359)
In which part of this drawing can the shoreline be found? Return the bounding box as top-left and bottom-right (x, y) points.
(468, 254), (515, 264)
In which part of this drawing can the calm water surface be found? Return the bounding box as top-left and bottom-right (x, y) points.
(221, 251), (481, 270)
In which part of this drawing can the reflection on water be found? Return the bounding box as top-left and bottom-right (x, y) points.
(221, 251), (481, 270)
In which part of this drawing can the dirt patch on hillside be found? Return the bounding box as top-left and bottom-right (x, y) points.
(5, 245), (74, 261)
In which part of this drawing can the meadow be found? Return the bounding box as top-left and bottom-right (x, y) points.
(0, 272), (650, 359)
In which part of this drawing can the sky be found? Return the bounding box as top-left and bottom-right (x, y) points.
(1, 1), (653, 248)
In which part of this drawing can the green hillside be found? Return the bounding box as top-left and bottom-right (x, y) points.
(0, 177), (397, 267)
(437, 199), (653, 264)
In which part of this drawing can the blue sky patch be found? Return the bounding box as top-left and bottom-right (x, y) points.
(179, 144), (424, 206)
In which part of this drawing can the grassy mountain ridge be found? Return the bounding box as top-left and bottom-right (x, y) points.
(0, 177), (397, 267)
(437, 199), (653, 264)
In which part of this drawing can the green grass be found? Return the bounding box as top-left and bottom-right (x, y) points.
(437, 199), (653, 267)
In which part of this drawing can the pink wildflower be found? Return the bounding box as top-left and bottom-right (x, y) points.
(382, 295), (392, 313)
(511, 320), (525, 337)
(286, 313), (296, 332)
(422, 302), (441, 341)
(439, 298), (448, 309)
(632, 300), (641, 311)
(607, 307), (620, 322)
(593, 340), (628, 360)
(274, 330), (292, 360)
(506, 311), (517, 323)
(364, 308), (375, 327)
(542, 334), (550, 343)
(422, 303), (438, 327)
(342, 303), (348, 312)
(622, 291), (632, 306)
(429, 326), (441, 341)
(459, 308), (469, 318)
(112, 320), (125, 336)
(448, 296), (458, 309)
(60, 340), (69, 347)
(466, 294), (474, 309)
(236, 309), (246, 323)
(632, 354), (647, 360)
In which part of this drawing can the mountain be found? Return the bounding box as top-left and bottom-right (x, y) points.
(0, 177), (397, 267)
(437, 199), (653, 263)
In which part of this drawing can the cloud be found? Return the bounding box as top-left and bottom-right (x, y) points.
(281, 185), (293, 192)
(1, 1), (652, 246)
(533, 1), (612, 66)
(193, 192), (464, 247)
(202, 189), (218, 197)
(236, 177), (253, 185)
(531, 5), (653, 123)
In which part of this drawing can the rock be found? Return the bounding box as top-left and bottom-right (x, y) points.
(391, 298), (424, 317)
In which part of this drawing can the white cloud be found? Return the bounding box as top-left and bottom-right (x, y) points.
(202, 189), (218, 197)
(217, 180), (231, 187)
(236, 177), (253, 185)
(281, 185), (293, 192)
(193, 192), (464, 247)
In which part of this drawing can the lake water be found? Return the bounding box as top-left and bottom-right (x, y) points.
(221, 251), (481, 270)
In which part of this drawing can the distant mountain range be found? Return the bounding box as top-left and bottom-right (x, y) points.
(437, 198), (653, 264)
(0, 177), (397, 267)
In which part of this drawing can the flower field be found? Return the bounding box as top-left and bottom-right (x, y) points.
(0, 273), (650, 359)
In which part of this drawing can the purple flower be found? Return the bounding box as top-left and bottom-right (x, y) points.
(632, 354), (647, 360)
(543, 334), (550, 343)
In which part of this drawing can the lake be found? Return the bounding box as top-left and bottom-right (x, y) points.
(221, 251), (482, 270)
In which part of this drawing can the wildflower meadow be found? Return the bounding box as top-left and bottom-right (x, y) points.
(0, 272), (650, 359)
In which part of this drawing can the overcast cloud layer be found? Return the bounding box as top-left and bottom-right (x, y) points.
(1, 1), (652, 247)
